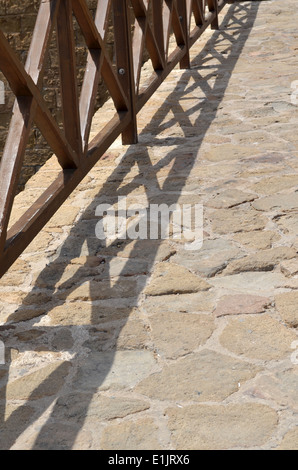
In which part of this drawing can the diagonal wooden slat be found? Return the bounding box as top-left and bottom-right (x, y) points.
(0, 33), (31, 96)
(131, 0), (149, 93)
(73, 0), (130, 151)
(72, 0), (129, 118)
(143, 0), (165, 71)
(130, 0), (164, 92)
(0, 32), (79, 170)
(72, 0), (109, 49)
(73, 0), (109, 152)
(162, 0), (191, 63)
(25, 1), (58, 86)
(192, 0), (206, 26)
(163, 0), (174, 61)
(0, 0), (73, 257)
(79, 48), (104, 152)
(172, 0), (188, 46)
(0, 97), (35, 257)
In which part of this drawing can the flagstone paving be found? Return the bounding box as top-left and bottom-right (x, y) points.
(0, 0), (298, 450)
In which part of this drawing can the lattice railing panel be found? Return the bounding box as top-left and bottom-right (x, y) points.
(0, 0), (230, 277)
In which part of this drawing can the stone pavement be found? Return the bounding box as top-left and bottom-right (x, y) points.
(0, 0), (298, 450)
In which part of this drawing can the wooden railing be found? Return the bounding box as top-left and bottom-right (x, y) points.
(0, 0), (232, 277)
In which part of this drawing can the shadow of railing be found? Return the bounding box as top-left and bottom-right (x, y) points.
(0, 1), (260, 450)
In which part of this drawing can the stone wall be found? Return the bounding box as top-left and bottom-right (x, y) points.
(0, 0), (110, 190)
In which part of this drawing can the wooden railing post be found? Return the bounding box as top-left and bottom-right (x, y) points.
(208, 0), (219, 30)
(152, 0), (166, 70)
(56, 0), (83, 159)
(152, 0), (165, 67)
(113, 0), (138, 145)
(177, 0), (191, 69)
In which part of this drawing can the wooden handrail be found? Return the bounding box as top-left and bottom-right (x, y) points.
(0, 0), (231, 277)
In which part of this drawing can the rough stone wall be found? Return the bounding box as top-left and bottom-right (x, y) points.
(0, 0), (110, 190)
